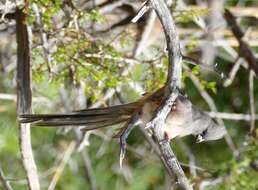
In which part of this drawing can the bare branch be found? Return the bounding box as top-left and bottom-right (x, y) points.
(138, 126), (175, 177)
(182, 55), (223, 78)
(133, 10), (156, 57)
(207, 111), (258, 121)
(178, 140), (197, 177)
(224, 9), (258, 74)
(249, 70), (256, 134)
(223, 58), (243, 87)
(32, 4), (52, 73)
(0, 166), (13, 190)
(16, 7), (40, 190)
(99, 0), (126, 14)
(131, 1), (150, 23)
(143, 0), (192, 189)
(48, 141), (77, 190)
(80, 149), (98, 190)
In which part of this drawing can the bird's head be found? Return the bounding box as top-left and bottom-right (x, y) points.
(196, 125), (226, 143)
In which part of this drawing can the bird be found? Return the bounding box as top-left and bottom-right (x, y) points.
(19, 86), (226, 142)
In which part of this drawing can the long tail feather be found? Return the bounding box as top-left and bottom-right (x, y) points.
(19, 103), (138, 130)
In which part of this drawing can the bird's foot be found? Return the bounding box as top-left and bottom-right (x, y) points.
(119, 114), (139, 168)
(172, 102), (177, 111)
(164, 132), (170, 141)
(196, 134), (205, 143)
(119, 134), (126, 168)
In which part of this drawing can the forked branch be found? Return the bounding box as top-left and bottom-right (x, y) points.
(145, 0), (192, 189)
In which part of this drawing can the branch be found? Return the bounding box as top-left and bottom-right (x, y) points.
(182, 55), (224, 78)
(31, 4), (52, 73)
(224, 9), (258, 74)
(138, 126), (175, 178)
(99, 0), (126, 14)
(48, 141), (76, 190)
(133, 9), (156, 57)
(249, 70), (256, 134)
(16, 8), (40, 190)
(143, 0), (192, 189)
(178, 140), (197, 177)
(0, 166), (13, 190)
(80, 149), (98, 190)
(223, 57), (243, 87)
(207, 111), (258, 121)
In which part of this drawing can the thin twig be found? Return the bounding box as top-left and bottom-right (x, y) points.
(178, 140), (197, 177)
(249, 70), (256, 134)
(82, 53), (140, 65)
(74, 86), (97, 190)
(16, 7), (40, 190)
(32, 4), (52, 73)
(207, 111), (258, 121)
(182, 55), (223, 78)
(0, 166), (13, 190)
(224, 9), (258, 74)
(131, 1), (150, 23)
(99, 0), (126, 14)
(80, 149), (98, 190)
(0, 93), (50, 103)
(223, 58), (243, 87)
(48, 141), (77, 190)
(201, 0), (224, 66)
(133, 9), (156, 56)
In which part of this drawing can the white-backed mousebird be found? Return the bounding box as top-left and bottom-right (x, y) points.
(19, 86), (226, 164)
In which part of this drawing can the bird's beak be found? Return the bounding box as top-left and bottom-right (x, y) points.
(196, 134), (205, 143)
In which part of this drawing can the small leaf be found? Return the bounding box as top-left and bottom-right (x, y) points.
(192, 65), (200, 75)
(207, 81), (217, 94)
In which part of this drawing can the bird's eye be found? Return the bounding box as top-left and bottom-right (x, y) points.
(201, 129), (208, 136)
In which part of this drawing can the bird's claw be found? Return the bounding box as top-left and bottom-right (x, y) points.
(119, 136), (126, 168)
(196, 134), (204, 143)
(118, 113), (139, 168)
(172, 102), (177, 111)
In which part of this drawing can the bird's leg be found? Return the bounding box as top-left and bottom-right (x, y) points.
(172, 101), (177, 111)
(196, 134), (204, 143)
(164, 131), (170, 141)
(119, 112), (140, 168)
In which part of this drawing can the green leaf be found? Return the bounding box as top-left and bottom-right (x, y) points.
(192, 65), (200, 75)
(207, 81), (217, 94)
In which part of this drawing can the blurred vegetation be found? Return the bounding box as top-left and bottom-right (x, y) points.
(0, 0), (258, 190)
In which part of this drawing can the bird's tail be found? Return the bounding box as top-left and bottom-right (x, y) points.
(18, 102), (139, 131)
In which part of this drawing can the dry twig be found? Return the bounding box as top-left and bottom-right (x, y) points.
(249, 70), (256, 134)
(224, 9), (258, 74)
(133, 10), (156, 57)
(207, 111), (258, 121)
(48, 141), (77, 190)
(0, 166), (13, 190)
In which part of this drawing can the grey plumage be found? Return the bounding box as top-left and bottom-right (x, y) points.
(174, 95), (226, 142)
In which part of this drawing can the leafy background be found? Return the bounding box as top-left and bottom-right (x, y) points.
(0, 0), (258, 189)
